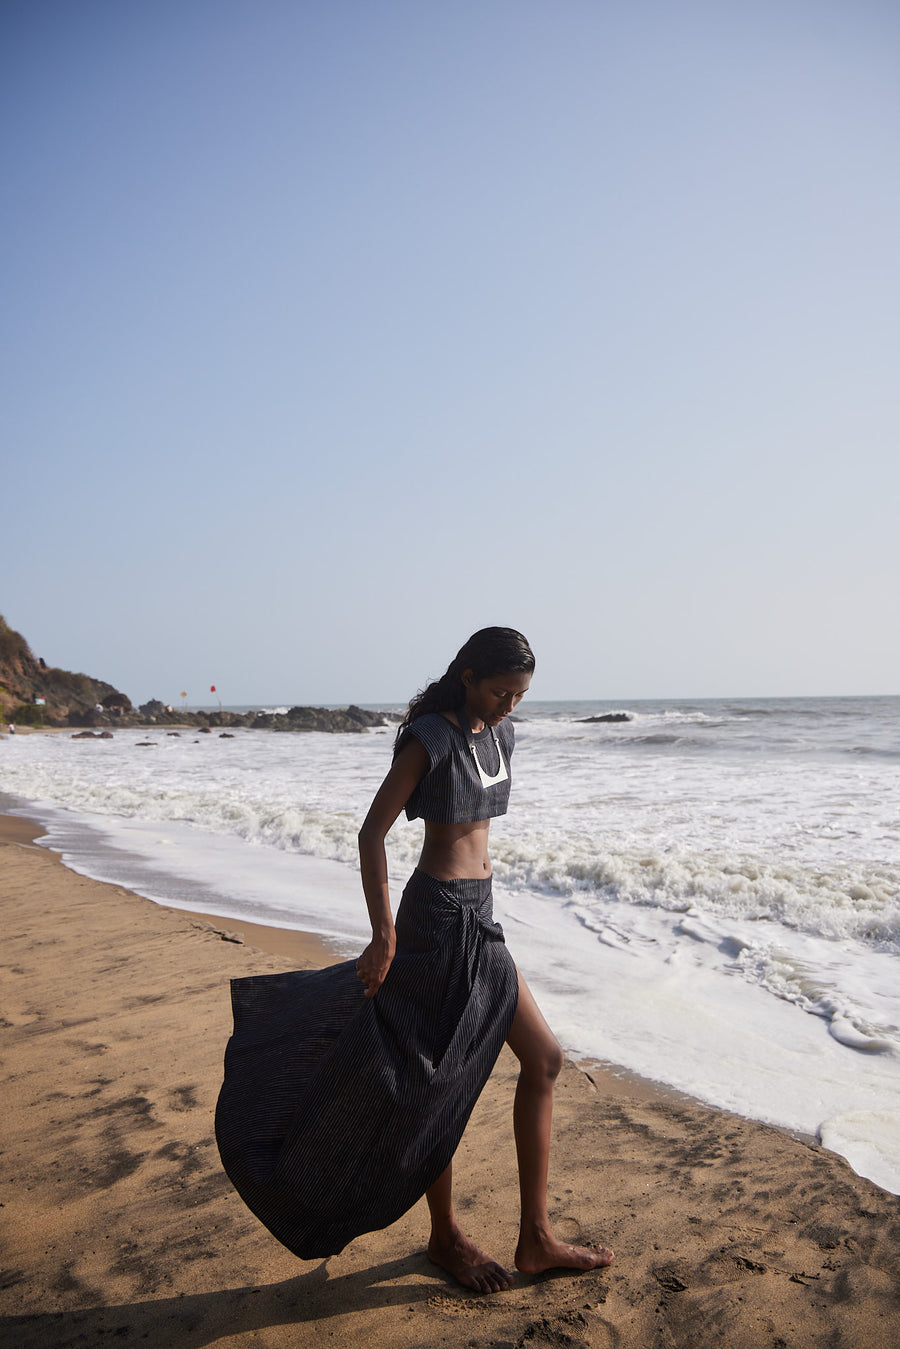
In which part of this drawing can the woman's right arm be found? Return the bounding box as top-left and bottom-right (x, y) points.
(355, 738), (429, 997)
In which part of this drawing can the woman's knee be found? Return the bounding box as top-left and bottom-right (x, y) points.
(540, 1037), (565, 1081)
(518, 1032), (564, 1084)
(507, 972), (565, 1081)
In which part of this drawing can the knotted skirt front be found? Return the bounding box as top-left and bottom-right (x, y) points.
(214, 870), (519, 1258)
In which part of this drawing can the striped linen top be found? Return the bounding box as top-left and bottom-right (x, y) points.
(397, 712), (514, 823)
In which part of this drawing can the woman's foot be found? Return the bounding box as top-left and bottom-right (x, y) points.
(515, 1228), (614, 1275)
(428, 1223), (514, 1293)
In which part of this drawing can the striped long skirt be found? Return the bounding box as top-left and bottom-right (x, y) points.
(214, 870), (519, 1258)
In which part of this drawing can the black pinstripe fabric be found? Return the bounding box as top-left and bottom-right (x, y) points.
(214, 870), (519, 1258)
(398, 713), (514, 823)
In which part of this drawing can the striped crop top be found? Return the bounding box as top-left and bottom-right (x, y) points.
(396, 712), (515, 824)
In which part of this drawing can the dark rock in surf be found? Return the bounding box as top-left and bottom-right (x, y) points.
(578, 712), (632, 724)
(250, 705), (386, 734)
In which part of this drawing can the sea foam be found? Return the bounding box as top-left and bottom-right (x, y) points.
(3, 695), (899, 1191)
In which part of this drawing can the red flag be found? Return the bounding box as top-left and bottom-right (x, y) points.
(210, 685), (216, 693)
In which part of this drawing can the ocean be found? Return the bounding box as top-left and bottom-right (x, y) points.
(2, 695), (899, 1194)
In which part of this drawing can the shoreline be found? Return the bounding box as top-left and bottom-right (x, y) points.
(0, 813), (845, 1153)
(2, 814), (899, 1346)
(180, 907), (348, 970)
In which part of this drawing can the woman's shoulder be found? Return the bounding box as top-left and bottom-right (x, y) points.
(411, 710), (455, 729)
(406, 710), (459, 738)
(396, 712), (458, 762)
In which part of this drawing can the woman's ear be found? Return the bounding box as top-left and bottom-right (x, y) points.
(461, 668), (473, 689)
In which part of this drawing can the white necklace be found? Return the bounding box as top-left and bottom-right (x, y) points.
(458, 708), (509, 788)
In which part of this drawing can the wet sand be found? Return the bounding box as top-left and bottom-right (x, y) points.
(1, 815), (897, 1348)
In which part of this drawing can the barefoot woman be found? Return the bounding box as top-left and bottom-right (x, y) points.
(215, 627), (613, 1290)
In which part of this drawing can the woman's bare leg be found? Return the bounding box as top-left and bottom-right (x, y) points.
(426, 1161), (513, 1292)
(507, 971), (614, 1273)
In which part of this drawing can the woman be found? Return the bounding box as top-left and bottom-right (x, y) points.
(216, 627), (613, 1292)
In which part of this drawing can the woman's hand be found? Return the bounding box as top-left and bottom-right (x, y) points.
(355, 935), (395, 998)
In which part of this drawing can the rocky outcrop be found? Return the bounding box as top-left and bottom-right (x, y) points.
(138, 700), (167, 719)
(102, 692), (132, 714)
(1, 615), (390, 734)
(0, 615), (130, 727)
(134, 702), (389, 734)
(577, 712), (632, 724)
(249, 704), (385, 733)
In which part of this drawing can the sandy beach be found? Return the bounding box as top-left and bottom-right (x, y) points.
(1, 815), (898, 1348)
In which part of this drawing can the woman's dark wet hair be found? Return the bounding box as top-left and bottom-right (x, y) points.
(396, 627), (535, 744)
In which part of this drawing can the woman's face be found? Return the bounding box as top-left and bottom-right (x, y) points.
(462, 669), (532, 726)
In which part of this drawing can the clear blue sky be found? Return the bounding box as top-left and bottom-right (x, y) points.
(3, 0), (898, 704)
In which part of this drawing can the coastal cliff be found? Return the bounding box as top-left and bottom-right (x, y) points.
(0, 616), (387, 733)
(0, 614), (131, 727)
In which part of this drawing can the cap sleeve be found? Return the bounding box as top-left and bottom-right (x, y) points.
(395, 713), (453, 771)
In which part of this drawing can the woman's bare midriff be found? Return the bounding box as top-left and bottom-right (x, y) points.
(418, 818), (492, 880)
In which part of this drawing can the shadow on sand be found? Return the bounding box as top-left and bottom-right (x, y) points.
(2, 1252), (459, 1348)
